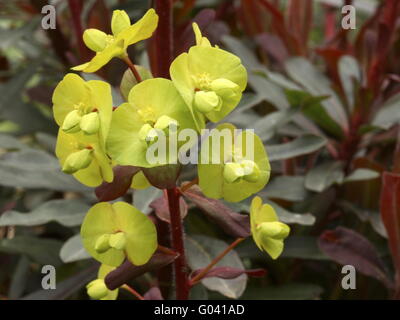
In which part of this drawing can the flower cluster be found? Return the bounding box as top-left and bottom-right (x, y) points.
(52, 9), (289, 300)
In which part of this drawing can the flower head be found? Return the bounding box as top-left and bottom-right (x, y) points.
(170, 24), (247, 131)
(52, 73), (112, 149)
(250, 197), (290, 259)
(81, 202), (157, 267)
(198, 123), (270, 202)
(73, 9), (158, 73)
(55, 129), (113, 187)
(107, 78), (196, 168)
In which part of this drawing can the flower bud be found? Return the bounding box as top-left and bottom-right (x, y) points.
(223, 162), (244, 183)
(62, 149), (93, 174)
(111, 10), (130, 36)
(83, 29), (108, 52)
(138, 123), (159, 144)
(109, 232), (127, 250)
(240, 160), (261, 183)
(95, 234), (111, 253)
(86, 279), (108, 300)
(194, 90), (222, 114)
(154, 115), (179, 131)
(210, 78), (240, 100)
(80, 112), (100, 135)
(62, 110), (82, 133)
(257, 221), (290, 240)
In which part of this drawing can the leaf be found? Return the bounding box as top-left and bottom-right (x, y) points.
(95, 166), (140, 202)
(105, 253), (177, 290)
(338, 56), (361, 110)
(0, 133), (29, 150)
(253, 108), (297, 141)
(285, 89), (344, 138)
(269, 201), (316, 226)
(149, 194), (188, 223)
(0, 149), (89, 192)
(237, 236), (327, 261)
(60, 234), (90, 263)
(0, 236), (63, 266)
(380, 172), (400, 291)
(133, 186), (163, 214)
(305, 161), (344, 192)
(0, 199), (89, 227)
(372, 93), (400, 129)
(191, 267), (266, 280)
(339, 201), (387, 238)
(242, 283), (323, 300)
(8, 255), (31, 299)
(227, 199), (315, 226)
(318, 227), (392, 288)
(267, 135), (327, 161)
(343, 168), (380, 183)
(22, 265), (98, 300)
(282, 236), (328, 260)
(183, 186), (250, 238)
(285, 57), (348, 131)
(262, 176), (308, 202)
(185, 235), (247, 299)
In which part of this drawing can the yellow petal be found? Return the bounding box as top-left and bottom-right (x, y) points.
(111, 10), (131, 36)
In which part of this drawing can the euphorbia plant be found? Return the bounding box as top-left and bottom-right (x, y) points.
(52, 7), (289, 300)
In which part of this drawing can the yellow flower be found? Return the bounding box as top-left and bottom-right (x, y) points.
(73, 9), (158, 73)
(250, 197), (290, 259)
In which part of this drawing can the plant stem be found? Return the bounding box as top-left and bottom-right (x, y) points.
(122, 56), (142, 83)
(189, 238), (245, 286)
(122, 285), (144, 300)
(166, 187), (189, 300)
(67, 0), (86, 61)
(158, 244), (178, 256)
(153, 0), (174, 78)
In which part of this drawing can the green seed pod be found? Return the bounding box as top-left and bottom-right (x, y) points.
(86, 279), (108, 300)
(194, 91), (222, 114)
(241, 160), (261, 183)
(62, 110), (82, 133)
(223, 162), (244, 183)
(80, 112), (100, 135)
(62, 148), (93, 174)
(94, 234), (111, 253)
(210, 78), (240, 100)
(108, 232), (127, 250)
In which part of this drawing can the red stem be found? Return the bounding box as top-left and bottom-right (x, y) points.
(166, 187), (189, 300)
(67, 0), (86, 61)
(153, 0), (174, 78)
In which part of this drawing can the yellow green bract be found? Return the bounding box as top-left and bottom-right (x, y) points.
(170, 25), (247, 131)
(107, 78), (197, 168)
(198, 123), (270, 202)
(250, 197), (290, 259)
(55, 130), (113, 187)
(81, 202), (157, 267)
(52, 73), (112, 148)
(86, 264), (118, 300)
(73, 9), (158, 73)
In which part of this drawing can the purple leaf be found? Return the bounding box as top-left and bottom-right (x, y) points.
(95, 166), (139, 202)
(150, 194), (188, 223)
(105, 253), (177, 290)
(318, 227), (392, 288)
(183, 186), (250, 238)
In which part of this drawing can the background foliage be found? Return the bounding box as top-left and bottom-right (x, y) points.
(1, 0), (400, 300)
